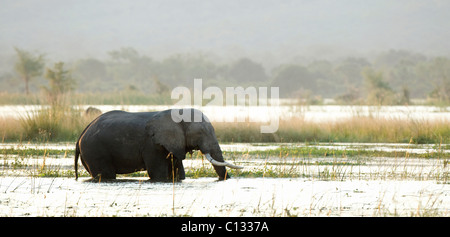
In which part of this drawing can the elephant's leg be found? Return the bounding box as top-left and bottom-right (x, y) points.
(147, 160), (169, 182)
(83, 155), (116, 180)
(168, 158), (185, 181)
(98, 166), (116, 179)
(178, 160), (185, 180)
(145, 150), (170, 182)
(89, 165), (116, 180)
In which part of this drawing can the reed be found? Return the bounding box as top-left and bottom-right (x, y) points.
(0, 92), (171, 105)
(1, 105), (94, 142)
(213, 117), (450, 144)
(0, 117), (23, 142)
(0, 103), (448, 144)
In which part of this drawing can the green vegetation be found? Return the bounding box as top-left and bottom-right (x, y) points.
(241, 146), (449, 159)
(1, 48), (449, 145)
(363, 68), (396, 105)
(8, 105), (91, 142)
(1, 147), (71, 157)
(42, 62), (76, 106)
(2, 48), (450, 105)
(2, 144), (447, 160)
(13, 47), (45, 95)
(1, 143), (447, 179)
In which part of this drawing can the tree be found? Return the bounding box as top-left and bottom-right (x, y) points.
(374, 49), (426, 68)
(153, 77), (170, 96)
(73, 58), (108, 91)
(271, 64), (316, 98)
(363, 68), (394, 105)
(43, 62), (76, 105)
(107, 47), (157, 92)
(227, 58), (268, 84)
(425, 57), (450, 103)
(14, 47), (45, 95)
(334, 57), (370, 92)
(307, 60), (340, 97)
(108, 47), (140, 62)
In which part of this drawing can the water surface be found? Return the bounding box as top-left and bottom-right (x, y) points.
(0, 177), (448, 217)
(0, 142), (448, 216)
(1, 105), (449, 122)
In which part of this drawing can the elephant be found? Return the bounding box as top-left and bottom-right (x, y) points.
(74, 108), (242, 181)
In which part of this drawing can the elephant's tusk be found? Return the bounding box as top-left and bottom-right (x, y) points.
(205, 153), (244, 169)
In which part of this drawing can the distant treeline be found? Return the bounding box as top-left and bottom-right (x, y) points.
(1, 47), (450, 105)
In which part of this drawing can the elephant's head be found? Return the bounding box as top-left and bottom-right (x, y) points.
(146, 108), (242, 180)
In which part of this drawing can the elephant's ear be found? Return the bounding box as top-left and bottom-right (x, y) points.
(145, 111), (186, 160)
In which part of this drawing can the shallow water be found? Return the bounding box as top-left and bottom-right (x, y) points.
(0, 177), (448, 217)
(0, 141), (447, 153)
(0, 142), (448, 216)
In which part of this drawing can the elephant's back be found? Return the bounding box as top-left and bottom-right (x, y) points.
(81, 110), (149, 145)
(94, 110), (151, 125)
(97, 110), (157, 124)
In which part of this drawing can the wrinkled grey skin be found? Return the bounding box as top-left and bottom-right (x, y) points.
(75, 109), (230, 181)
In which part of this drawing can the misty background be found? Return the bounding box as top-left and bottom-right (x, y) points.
(1, 0), (450, 103)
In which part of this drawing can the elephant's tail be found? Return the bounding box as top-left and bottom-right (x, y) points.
(75, 140), (80, 180)
(74, 115), (101, 181)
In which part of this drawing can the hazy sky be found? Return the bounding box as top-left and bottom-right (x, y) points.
(1, 0), (449, 62)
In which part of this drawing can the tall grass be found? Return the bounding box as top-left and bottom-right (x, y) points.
(0, 117), (22, 142)
(0, 92), (171, 105)
(0, 103), (449, 143)
(18, 106), (89, 142)
(0, 92), (43, 105)
(1, 114), (449, 143)
(213, 117), (450, 144)
(1, 104), (94, 142)
(0, 92), (163, 141)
